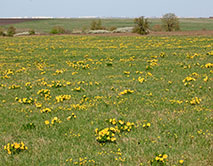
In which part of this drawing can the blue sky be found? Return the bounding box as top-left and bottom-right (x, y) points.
(1, 0), (213, 18)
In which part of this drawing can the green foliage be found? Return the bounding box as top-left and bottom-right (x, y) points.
(29, 29), (35, 35)
(22, 123), (36, 130)
(0, 28), (4, 36)
(132, 16), (150, 35)
(50, 26), (65, 34)
(161, 13), (180, 31)
(7, 26), (16, 37)
(108, 26), (117, 31)
(90, 19), (105, 30)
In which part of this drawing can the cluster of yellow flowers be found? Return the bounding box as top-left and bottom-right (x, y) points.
(150, 153), (168, 165)
(95, 119), (136, 144)
(95, 127), (117, 143)
(138, 76), (145, 83)
(53, 69), (65, 75)
(73, 87), (82, 92)
(182, 76), (196, 86)
(118, 89), (134, 96)
(142, 122), (151, 129)
(108, 118), (135, 133)
(45, 117), (62, 126)
(55, 95), (71, 102)
(66, 157), (95, 165)
(40, 108), (52, 113)
(67, 113), (77, 120)
(205, 63), (213, 68)
(37, 89), (51, 99)
(16, 97), (34, 104)
(65, 130), (81, 137)
(8, 84), (21, 89)
(190, 97), (201, 105)
(66, 60), (90, 70)
(25, 82), (32, 89)
(35, 102), (42, 108)
(4, 142), (28, 155)
(146, 58), (158, 69)
(50, 80), (63, 88)
(2, 69), (14, 79)
(206, 51), (213, 56)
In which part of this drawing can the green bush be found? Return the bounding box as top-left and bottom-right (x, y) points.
(29, 29), (35, 35)
(50, 26), (65, 34)
(132, 16), (150, 35)
(108, 26), (117, 31)
(90, 19), (105, 30)
(161, 13), (180, 31)
(7, 26), (16, 37)
(0, 28), (4, 36)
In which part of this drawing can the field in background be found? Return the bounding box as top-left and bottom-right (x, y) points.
(0, 18), (213, 33)
(0, 35), (212, 165)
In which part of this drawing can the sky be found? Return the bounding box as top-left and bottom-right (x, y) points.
(1, 0), (213, 18)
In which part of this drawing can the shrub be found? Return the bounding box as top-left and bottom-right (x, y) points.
(0, 28), (4, 36)
(132, 16), (150, 35)
(90, 19), (105, 30)
(7, 26), (16, 37)
(50, 26), (65, 34)
(161, 13), (180, 31)
(29, 29), (35, 35)
(108, 26), (117, 31)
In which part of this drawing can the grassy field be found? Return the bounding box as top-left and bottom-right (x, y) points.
(1, 18), (213, 33)
(0, 35), (212, 166)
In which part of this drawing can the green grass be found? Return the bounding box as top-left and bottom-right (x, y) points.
(0, 35), (212, 166)
(1, 18), (213, 33)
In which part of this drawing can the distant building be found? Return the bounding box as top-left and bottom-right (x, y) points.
(209, 17), (213, 19)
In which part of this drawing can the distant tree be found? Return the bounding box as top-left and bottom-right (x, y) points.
(50, 26), (65, 34)
(0, 28), (4, 36)
(7, 26), (16, 37)
(90, 19), (105, 30)
(132, 16), (150, 35)
(29, 29), (35, 35)
(90, 20), (97, 30)
(161, 13), (180, 31)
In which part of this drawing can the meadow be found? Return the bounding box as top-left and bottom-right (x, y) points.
(1, 18), (213, 33)
(0, 35), (212, 165)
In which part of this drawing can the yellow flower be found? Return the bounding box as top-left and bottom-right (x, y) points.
(119, 120), (124, 125)
(45, 120), (50, 125)
(111, 137), (116, 142)
(179, 160), (184, 164)
(155, 157), (159, 161)
(163, 154), (168, 159)
(67, 116), (71, 120)
(14, 143), (20, 149)
(147, 123), (151, 127)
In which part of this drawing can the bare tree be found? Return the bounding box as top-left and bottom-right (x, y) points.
(162, 13), (180, 31)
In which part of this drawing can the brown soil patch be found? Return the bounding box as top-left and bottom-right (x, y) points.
(57, 30), (213, 37)
(0, 18), (49, 26)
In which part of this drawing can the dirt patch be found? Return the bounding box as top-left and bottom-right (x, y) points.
(149, 30), (213, 36)
(57, 30), (213, 37)
(0, 18), (49, 26)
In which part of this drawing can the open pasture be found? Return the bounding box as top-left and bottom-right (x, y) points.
(0, 35), (212, 165)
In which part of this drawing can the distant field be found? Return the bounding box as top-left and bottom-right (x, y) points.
(0, 18), (213, 33)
